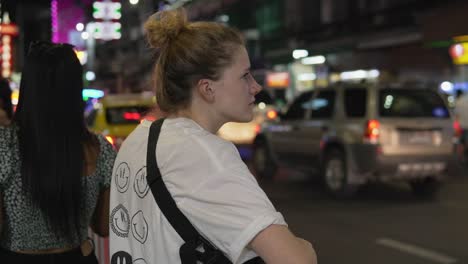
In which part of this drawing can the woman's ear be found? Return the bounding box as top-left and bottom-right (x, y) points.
(196, 79), (215, 102)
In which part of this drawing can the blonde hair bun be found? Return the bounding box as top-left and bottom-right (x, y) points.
(144, 8), (188, 49)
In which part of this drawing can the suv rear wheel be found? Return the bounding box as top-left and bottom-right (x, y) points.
(253, 140), (277, 180)
(323, 149), (357, 198)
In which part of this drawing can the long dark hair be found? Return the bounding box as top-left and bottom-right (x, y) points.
(0, 78), (13, 120)
(14, 41), (94, 240)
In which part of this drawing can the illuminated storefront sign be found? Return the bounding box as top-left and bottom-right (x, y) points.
(93, 2), (122, 20)
(91, 1), (121, 40)
(266, 72), (289, 88)
(0, 12), (18, 78)
(92, 21), (121, 40)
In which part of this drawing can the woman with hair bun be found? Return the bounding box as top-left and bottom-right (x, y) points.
(110, 8), (317, 264)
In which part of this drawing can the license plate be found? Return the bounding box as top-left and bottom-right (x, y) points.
(400, 131), (440, 145)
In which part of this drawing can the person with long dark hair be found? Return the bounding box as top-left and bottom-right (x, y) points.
(0, 78), (13, 126)
(0, 41), (116, 263)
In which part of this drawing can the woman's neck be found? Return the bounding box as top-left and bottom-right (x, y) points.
(170, 108), (223, 134)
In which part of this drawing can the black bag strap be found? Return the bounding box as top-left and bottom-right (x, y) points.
(146, 119), (233, 264)
(146, 118), (199, 243)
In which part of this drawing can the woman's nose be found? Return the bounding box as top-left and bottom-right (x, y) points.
(251, 79), (262, 95)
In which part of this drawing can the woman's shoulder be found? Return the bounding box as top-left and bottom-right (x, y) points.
(91, 132), (117, 160)
(89, 132), (116, 186)
(159, 118), (243, 169)
(184, 132), (242, 168)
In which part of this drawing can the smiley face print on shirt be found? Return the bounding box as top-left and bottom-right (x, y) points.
(114, 162), (131, 193)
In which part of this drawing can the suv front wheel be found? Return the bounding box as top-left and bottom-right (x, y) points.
(323, 149), (358, 198)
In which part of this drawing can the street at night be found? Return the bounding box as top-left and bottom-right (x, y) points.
(2, 0), (468, 263)
(256, 165), (467, 264)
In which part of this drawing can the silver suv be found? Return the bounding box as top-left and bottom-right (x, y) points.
(253, 82), (454, 198)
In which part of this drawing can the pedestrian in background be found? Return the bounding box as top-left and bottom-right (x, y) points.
(109, 8), (317, 264)
(0, 78), (13, 126)
(0, 41), (116, 264)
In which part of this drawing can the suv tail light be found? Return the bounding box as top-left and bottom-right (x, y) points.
(364, 119), (380, 143)
(453, 119), (462, 138)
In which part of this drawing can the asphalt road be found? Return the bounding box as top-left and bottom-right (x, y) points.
(254, 166), (468, 264)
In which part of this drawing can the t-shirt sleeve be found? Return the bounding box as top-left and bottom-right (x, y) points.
(96, 134), (117, 190)
(0, 126), (13, 187)
(177, 152), (287, 264)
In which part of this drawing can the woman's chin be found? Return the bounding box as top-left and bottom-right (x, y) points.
(236, 114), (254, 123)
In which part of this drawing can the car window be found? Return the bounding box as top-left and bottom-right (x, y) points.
(345, 88), (367, 117)
(283, 91), (314, 120)
(379, 88), (449, 118)
(106, 106), (151, 124)
(309, 90), (336, 119)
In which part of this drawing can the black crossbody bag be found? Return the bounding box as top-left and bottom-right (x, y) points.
(146, 118), (264, 264)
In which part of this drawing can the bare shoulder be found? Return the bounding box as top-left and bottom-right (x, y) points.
(0, 109), (10, 126)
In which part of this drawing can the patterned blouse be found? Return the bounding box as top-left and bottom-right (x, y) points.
(0, 125), (116, 251)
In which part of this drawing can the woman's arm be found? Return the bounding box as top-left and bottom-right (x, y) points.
(249, 224), (317, 264)
(90, 188), (110, 237)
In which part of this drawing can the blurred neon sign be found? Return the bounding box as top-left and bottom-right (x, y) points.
(83, 89), (104, 100)
(266, 72), (289, 88)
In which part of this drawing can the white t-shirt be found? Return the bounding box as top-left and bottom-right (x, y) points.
(109, 118), (286, 264)
(455, 94), (468, 128)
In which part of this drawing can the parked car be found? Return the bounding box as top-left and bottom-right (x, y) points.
(86, 93), (156, 149)
(253, 82), (455, 198)
(218, 90), (278, 145)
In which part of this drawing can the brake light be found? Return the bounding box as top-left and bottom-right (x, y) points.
(123, 112), (141, 120)
(364, 119), (380, 143)
(453, 120), (462, 138)
(254, 124), (261, 134)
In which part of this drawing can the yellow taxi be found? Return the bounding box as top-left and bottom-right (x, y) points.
(86, 93), (156, 149)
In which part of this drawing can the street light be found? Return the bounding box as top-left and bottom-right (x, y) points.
(76, 23), (84, 32)
(80, 23), (96, 71)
